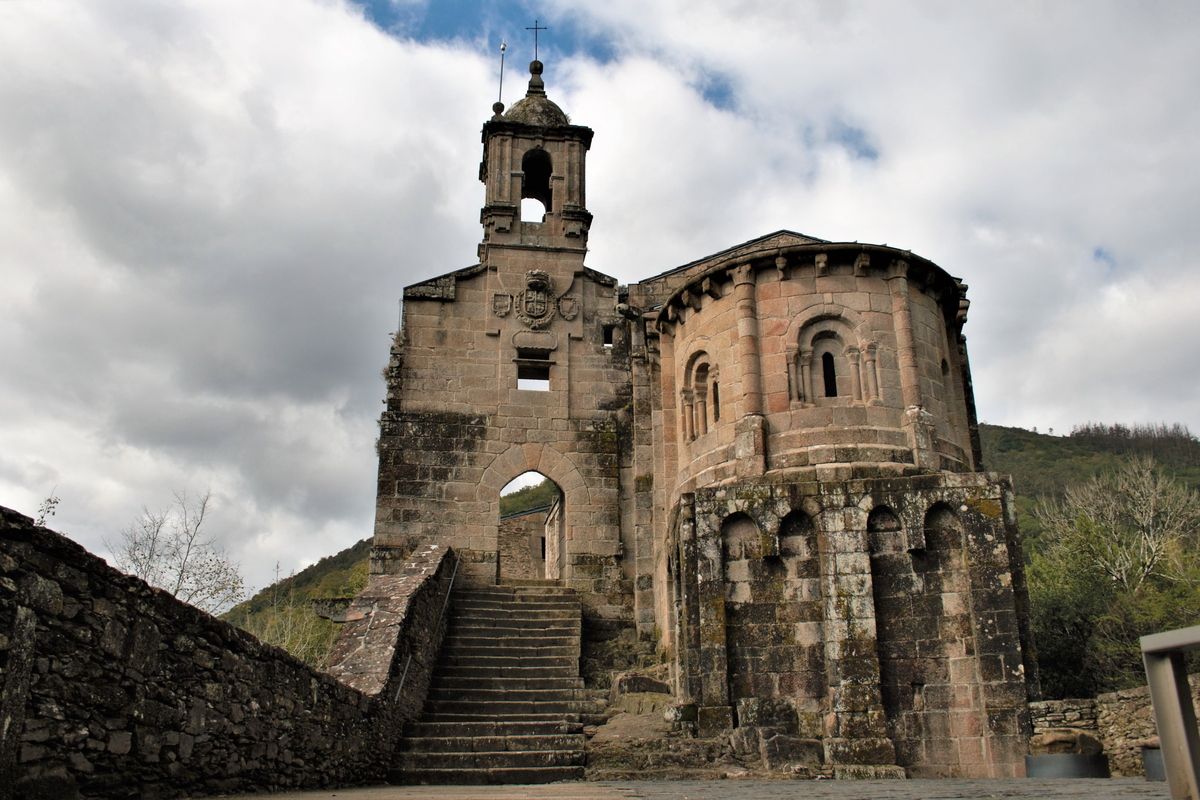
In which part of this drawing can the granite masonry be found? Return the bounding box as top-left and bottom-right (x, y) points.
(367, 57), (1040, 779)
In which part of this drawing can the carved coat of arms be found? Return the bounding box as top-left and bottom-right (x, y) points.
(492, 293), (513, 317)
(516, 270), (554, 329)
(557, 296), (579, 320)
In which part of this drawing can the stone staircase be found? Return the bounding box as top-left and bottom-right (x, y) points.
(390, 581), (600, 784)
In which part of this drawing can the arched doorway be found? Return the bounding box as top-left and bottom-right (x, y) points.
(498, 471), (564, 582)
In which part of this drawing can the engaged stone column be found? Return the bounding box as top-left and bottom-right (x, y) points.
(659, 326), (681, 482)
(817, 503), (897, 769)
(786, 346), (800, 404)
(681, 389), (695, 441)
(675, 494), (702, 704)
(694, 501), (732, 736)
(696, 396), (708, 436)
(864, 343), (880, 404)
(847, 347), (863, 402)
(730, 263), (767, 476)
(731, 263), (764, 415)
(888, 260), (936, 469)
(800, 348), (813, 406)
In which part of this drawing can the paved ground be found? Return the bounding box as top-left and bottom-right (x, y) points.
(214, 779), (1170, 800)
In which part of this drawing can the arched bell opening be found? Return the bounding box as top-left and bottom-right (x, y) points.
(520, 148), (553, 220)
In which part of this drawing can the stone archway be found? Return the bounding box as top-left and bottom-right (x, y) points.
(480, 444), (591, 583)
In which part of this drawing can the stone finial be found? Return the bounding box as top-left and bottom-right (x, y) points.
(527, 60), (546, 95)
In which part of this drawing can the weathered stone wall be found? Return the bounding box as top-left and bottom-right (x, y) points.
(324, 541), (456, 714)
(497, 506), (549, 581)
(0, 506), (452, 800)
(1028, 677), (1200, 777)
(1028, 698), (1099, 736)
(377, 261), (632, 623)
(671, 472), (1033, 778)
(641, 239), (977, 502)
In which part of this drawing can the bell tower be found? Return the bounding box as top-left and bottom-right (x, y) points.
(478, 59), (594, 268)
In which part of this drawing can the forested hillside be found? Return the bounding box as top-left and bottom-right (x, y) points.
(980, 422), (1200, 542)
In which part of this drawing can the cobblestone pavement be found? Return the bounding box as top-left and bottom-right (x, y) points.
(215, 779), (1170, 800)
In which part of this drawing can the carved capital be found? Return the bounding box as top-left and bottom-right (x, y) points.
(729, 262), (754, 285)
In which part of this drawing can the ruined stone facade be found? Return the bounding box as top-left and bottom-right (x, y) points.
(373, 59), (1039, 777)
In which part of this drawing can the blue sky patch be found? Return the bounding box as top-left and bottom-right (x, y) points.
(828, 120), (879, 162)
(349, 1), (615, 65)
(694, 70), (736, 110)
(1092, 246), (1117, 270)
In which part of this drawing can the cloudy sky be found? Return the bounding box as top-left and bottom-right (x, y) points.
(2, 0), (1198, 592)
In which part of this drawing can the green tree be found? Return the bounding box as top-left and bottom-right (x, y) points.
(1031, 457), (1200, 696)
(237, 563), (335, 668)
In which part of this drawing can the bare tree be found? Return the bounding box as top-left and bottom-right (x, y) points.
(1035, 457), (1200, 593)
(34, 491), (60, 526)
(108, 490), (245, 614)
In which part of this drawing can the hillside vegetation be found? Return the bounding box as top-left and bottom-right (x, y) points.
(980, 422), (1200, 543)
(222, 537), (371, 667)
(223, 484), (557, 666)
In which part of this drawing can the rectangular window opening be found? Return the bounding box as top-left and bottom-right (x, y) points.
(516, 348), (552, 391)
(602, 324), (615, 348)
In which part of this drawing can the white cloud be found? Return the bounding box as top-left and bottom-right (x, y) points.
(2, 0), (1198, 593)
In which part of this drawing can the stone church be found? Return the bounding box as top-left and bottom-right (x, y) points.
(373, 57), (1038, 778)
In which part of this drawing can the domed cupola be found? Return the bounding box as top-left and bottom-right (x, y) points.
(501, 60), (570, 127)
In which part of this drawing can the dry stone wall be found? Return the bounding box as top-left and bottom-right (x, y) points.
(1029, 677), (1200, 777)
(0, 506), (452, 800)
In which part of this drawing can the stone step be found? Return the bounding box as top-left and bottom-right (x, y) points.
(427, 687), (593, 703)
(405, 720), (582, 738)
(444, 642), (578, 652)
(432, 675), (583, 691)
(451, 605), (579, 619)
(395, 748), (584, 770)
(392, 582), (585, 785)
(425, 699), (600, 716)
(454, 595), (579, 607)
(436, 664), (579, 679)
(398, 733), (585, 753)
(449, 620), (580, 635)
(389, 765), (585, 785)
(448, 633), (583, 647)
(439, 657), (578, 671)
(454, 591), (577, 603)
(421, 712), (582, 724)
(466, 583), (575, 595)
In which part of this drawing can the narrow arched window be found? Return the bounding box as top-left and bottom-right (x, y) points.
(711, 380), (720, 421)
(822, 352), (837, 397)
